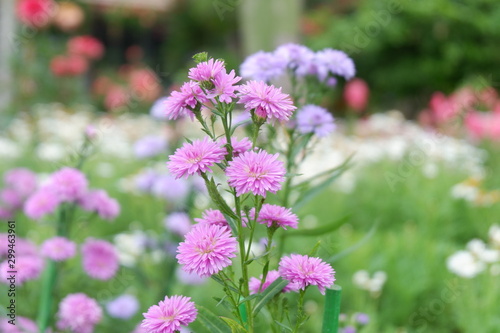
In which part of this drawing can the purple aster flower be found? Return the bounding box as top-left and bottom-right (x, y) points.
(253, 204), (298, 229)
(0, 255), (44, 285)
(343, 326), (357, 333)
(141, 295), (197, 333)
(208, 69), (241, 103)
(249, 270), (296, 294)
(167, 137), (226, 179)
(176, 224), (238, 277)
(240, 51), (287, 82)
(79, 189), (120, 221)
(176, 267), (208, 285)
(24, 188), (60, 220)
(218, 136), (252, 158)
(4, 168), (37, 198)
(0, 188), (23, 210)
(238, 80), (296, 122)
(81, 238), (119, 280)
(188, 59), (225, 82)
(275, 43), (315, 76)
(133, 135), (168, 159)
(57, 293), (102, 333)
(278, 254), (335, 295)
(41, 236), (76, 261)
(150, 97), (170, 120)
(194, 209), (228, 228)
(165, 81), (208, 120)
(355, 312), (370, 325)
(135, 169), (158, 193)
(226, 150), (286, 197)
(296, 104), (336, 137)
(46, 167), (88, 202)
(314, 49), (355, 81)
(106, 294), (140, 320)
(151, 174), (190, 202)
(164, 212), (192, 236)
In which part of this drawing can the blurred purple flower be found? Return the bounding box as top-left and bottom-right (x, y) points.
(296, 105), (336, 137)
(355, 312), (370, 325)
(46, 167), (88, 202)
(79, 189), (120, 221)
(135, 169), (158, 192)
(240, 51), (287, 82)
(4, 168), (37, 198)
(81, 238), (119, 280)
(0, 255), (44, 285)
(133, 135), (168, 159)
(41, 236), (77, 261)
(24, 188), (61, 220)
(150, 97), (170, 120)
(176, 267), (208, 285)
(314, 49), (355, 81)
(275, 43), (315, 76)
(164, 212), (192, 237)
(151, 174), (189, 202)
(106, 294), (140, 320)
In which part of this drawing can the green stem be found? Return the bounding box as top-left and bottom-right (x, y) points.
(321, 285), (342, 333)
(293, 289), (306, 333)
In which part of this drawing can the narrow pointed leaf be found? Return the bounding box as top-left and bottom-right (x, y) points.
(284, 215), (349, 238)
(196, 306), (231, 333)
(252, 278), (289, 316)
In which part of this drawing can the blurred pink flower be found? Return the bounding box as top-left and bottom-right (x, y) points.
(79, 189), (120, 220)
(104, 86), (130, 111)
(0, 316), (38, 333)
(218, 136), (252, 158)
(68, 36), (104, 60)
(81, 238), (119, 280)
(129, 68), (161, 102)
(24, 188), (60, 220)
(249, 270), (295, 294)
(50, 54), (89, 77)
(16, 0), (56, 28)
(57, 293), (102, 333)
(4, 168), (38, 198)
(41, 236), (76, 261)
(0, 255), (44, 285)
(47, 167), (88, 202)
(194, 209), (228, 228)
(344, 78), (369, 112)
(465, 111), (500, 141)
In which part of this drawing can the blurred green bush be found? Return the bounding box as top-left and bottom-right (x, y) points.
(305, 0), (500, 115)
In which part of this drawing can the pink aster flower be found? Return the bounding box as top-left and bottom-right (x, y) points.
(24, 188), (60, 220)
(0, 255), (44, 285)
(208, 70), (241, 103)
(165, 81), (208, 120)
(188, 59), (225, 82)
(141, 295), (197, 333)
(0, 316), (38, 333)
(253, 204), (298, 229)
(226, 150), (286, 197)
(57, 293), (103, 333)
(167, 137), (226, 179)
(41, 236), (77, 261)
(0, 188), (23, 210)
(176, 224), (238, 277)
(81, 238), (119, 280)
(218, 136), (252, 158)
(237, 80), (296, 122)
(278, 254), (335, 295)
(4, 168), (38, 198)
(47, 167), (88, 202)
(249, 270), (296, 294)
(78, 189), (120, 221)
(194, 209), (228, 227)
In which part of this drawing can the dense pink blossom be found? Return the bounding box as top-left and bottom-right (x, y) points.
(4, 168), (38, 198)
(238, 80), (296, 122)
(68, 36), (104, 60)
(218, 136), (252, 158)
(16, 0), (55, 28)
(24, 188), (60, 220)
(0, 255), (44, 285)
(165, 81), (208, 120)
(81, 238), (119, 280)
(78, 189), (120, 220)
(188, 59), (225, 82)
(177, 224), (238, 277)
(344, 78), (370, 112)
(167, 137), (226, 179)
(253, 204), (298, 229)
(194, 209), (228, 227)
(141, 295), (197, 333)
(208, 70), (241, 103)
(57, 293), (103, 333)
(226, 150), (286, 197)
(249, 270), (296, 294)
(47, 167), (88, 202)
(41, 236), (76, 261)
(278, 254), (335, 295)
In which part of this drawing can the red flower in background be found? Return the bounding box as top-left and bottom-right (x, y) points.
(68, 36), (105, 60)
(50, 54), (88, 77)
(16, 0), (56, 28)
(129, 68), (161, 102)
(105, 86), (130, 111)
(344, 78), (370, 112)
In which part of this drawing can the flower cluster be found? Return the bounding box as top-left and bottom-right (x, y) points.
(447, 225), (500, 278)
(240, 43), (355, 85)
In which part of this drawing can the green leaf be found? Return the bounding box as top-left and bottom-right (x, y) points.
(308, 241), (322, 257)
(284, 215), (350, 238)
(326, 221), (378, 263)
(203, 176), (239, 234)
(196, 306), (232, 333)
(252, 278), (289, 316)
(274, 320), (293, 332)
(219, 317), (246, 333)
(211, 275), (239, 293)
(193, 52), (209, 63)
(213, 297), (234, 313)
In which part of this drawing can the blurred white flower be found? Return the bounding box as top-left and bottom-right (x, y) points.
(447, 250), (485, 278)
(450, 183), (479, 202)
(466, 239), (500, 263)
(36, 142), (66, 161)
(0, 138), (21, 159)
(113, 231), (147, 267)
(353, 270), (387, 295)
(489, 224), (500, 248)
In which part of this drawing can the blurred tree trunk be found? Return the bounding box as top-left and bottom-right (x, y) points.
(238, 0), (303, 56)
(0, 0), (15, 111)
